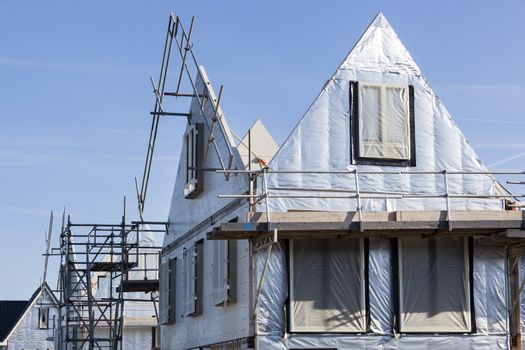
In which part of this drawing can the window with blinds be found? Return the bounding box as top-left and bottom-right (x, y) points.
(290, 239), (366, 333)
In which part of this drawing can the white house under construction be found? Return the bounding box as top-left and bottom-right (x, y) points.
(159, 13), (525, 350)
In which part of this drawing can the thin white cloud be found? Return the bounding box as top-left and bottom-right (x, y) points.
(488, 150), (525, 168)
(474, 142), (525, 149)
(0, 147), (179, 167)
(438, 84), (525, 92)
(0, 205), (115, 223)
(0, 57), (153, 76)
(0, 148), (79, 167)
(457, 118), (525, 125)
(0, 205), (50, 217)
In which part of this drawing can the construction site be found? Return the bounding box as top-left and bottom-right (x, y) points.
(2, 5), (525, 350)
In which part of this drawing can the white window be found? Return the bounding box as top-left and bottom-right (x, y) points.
(183, 246), (196, 316)
(398, 237), (471, 333)
(358, 82), (411, 160)
(290, 239), (366, 332)
(38, 307), (49, 329)
(96, 274), (109, 299)
(184, 123), (204, 198)
(212, 240), (228, 306)
(212, 240), (237, 306)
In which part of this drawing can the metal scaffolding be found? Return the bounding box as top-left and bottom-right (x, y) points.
(55, 204), (166, 350)
(53, 13), (231, 350)
(137, 13), (234, 218)
(207, 168), (525, 349)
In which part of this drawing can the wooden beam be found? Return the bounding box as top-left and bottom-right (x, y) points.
(208, 210), (525, 240)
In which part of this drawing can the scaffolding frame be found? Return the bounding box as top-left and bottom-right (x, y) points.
(206, 168), (525, 349)
(54, 14), (234, 350)
(138, 13), (234, 218)
(55, 203), (166, 350)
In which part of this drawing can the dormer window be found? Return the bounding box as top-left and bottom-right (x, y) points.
(184, 123), (204, 198)
(350, 82), (415, 166)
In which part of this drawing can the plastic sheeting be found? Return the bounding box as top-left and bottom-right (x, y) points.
(290, 239), (365, 333)
(369, 238), (394, 334)
(263, 13), (500, 214)
(257, 334), (508, 349)
(399, 237), (470, 332)
(255, 239), (508, 349)
(256, 242), (288, 337)
(474, 244), (506, 335)
(251, 12), (508, 348)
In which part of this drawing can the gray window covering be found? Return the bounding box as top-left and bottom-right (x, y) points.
(183, 247), (196, 316)
(184, 123), (204, 198)
(195, 240), (204, 315)
(290, 239), (366, 332)
(228, 239), (238, 303)
(212, 239), (229, 306)
(212, 239), (238, 306)
(159, 261), (169, 325)
(167, 258), (177, 324)
(399, 236), (471, 333)
(358, 82), (410, 160)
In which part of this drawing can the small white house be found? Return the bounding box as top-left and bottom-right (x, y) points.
(0, 283), (59, 350)
(160, 13), (524, 350)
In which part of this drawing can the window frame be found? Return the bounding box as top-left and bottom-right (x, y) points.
(350, 81), (416, 167)
(167, 257), (177, 324)
(38, 307), (49, 329)
(288, 238), (369, 334)
(395, 236), (475, 334)
(184, 123), (204, 198)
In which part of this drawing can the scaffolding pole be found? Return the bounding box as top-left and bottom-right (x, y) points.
(54, 210), (166, 350)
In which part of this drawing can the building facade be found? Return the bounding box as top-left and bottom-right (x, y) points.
(0, 283), (59, 350)
(160, 13), (523, 350)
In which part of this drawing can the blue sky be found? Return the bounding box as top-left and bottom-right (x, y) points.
(0, 1), (524, 299)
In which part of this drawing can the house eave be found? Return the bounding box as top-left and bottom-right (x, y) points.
(209, 210), (525, 240)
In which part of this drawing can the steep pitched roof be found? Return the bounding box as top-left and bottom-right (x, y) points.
(337, 13), (421, 76)
(265, 13), (498, 212)
(0, 300), (29, 342)
(0, 282), (58, 343)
